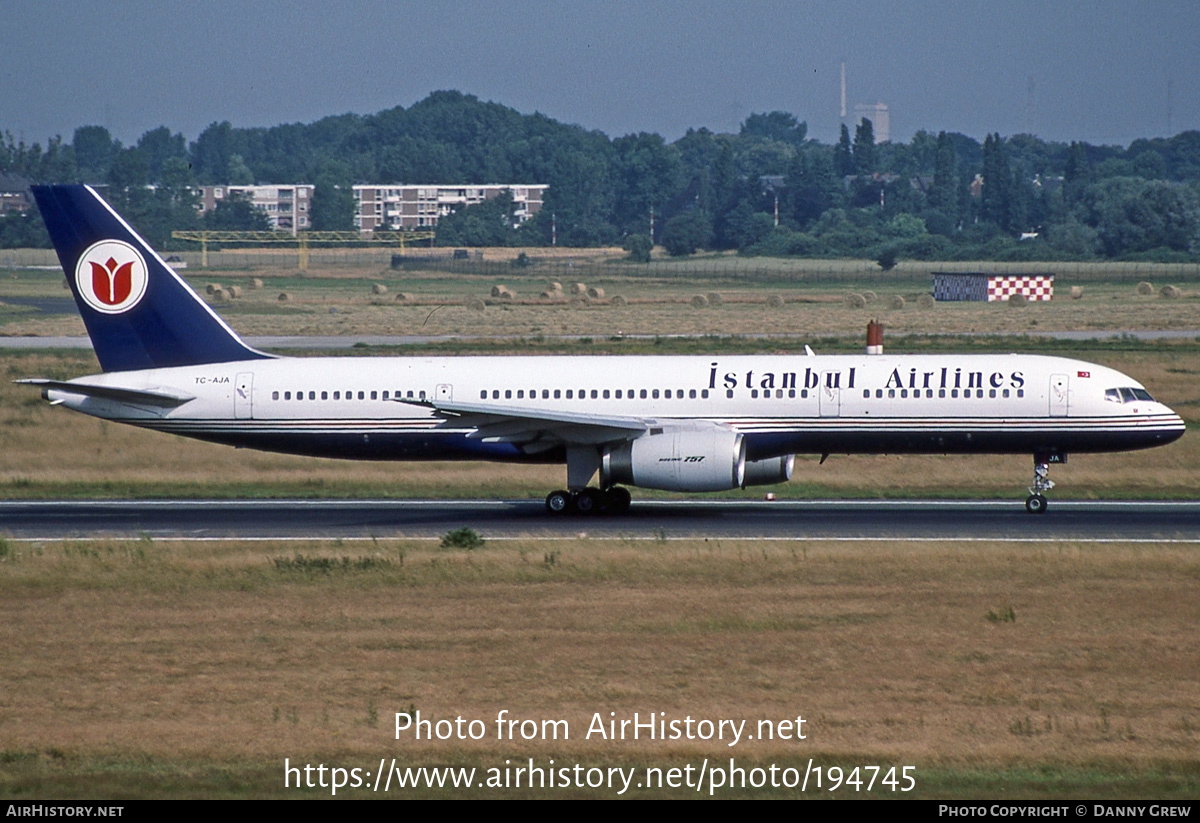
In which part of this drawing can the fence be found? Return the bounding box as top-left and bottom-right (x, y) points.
(5, 245), (1200, 285)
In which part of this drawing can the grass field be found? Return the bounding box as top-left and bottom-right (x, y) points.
(1, 255), (1198, 799)
(2, 537), (1199, 798)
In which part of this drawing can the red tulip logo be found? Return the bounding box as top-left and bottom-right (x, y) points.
(75, 240), (148, 314)
(90, 257), (134, 306)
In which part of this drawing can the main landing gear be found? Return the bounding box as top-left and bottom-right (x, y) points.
(545, 487), (632, 515)
(1024, 453), (1056, 514)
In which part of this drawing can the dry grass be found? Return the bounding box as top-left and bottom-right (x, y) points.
(1, 538), (1197, 796)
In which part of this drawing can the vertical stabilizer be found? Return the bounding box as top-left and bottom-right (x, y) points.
(32, 184), (271, 372)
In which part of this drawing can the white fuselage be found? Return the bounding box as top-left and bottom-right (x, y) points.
(48, 352), (1185, 466)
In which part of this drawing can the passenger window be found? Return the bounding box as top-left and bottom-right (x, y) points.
(901, 389), (908, 398)
(505, 390), (512, 399)
(542, 389), (549, 399)
(652, 389), (659, 399)
(480, 390), (487, 399)
(640, 389), (648, 399)
(615, 390), (622, 399)
(702, 390), (709, 399)
(566, 390), (573, 399)
(603, 390), (610, 399)
(554, 389), (561, 399)
(863, 390), (870, 399)
(334, 391), (340, 400)
(751, 389), (759, 399)
(726, 389), (734, 399)
(590, 389), (598, 399)
(272, 391), (279, 400)
(492, 390), (499, 399)
(284, 391), (291, 400)
(665, 390), (672, 399)
(517, 390), (524, 399)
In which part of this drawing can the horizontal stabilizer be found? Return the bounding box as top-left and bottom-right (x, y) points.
(16, 379), (195, 408)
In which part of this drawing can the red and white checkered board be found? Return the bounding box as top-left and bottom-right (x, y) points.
(987, 276), (1053, 302)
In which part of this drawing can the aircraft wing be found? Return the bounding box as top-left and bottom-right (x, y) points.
(398, 397), (653, 448)
(15, 379), (196, 408)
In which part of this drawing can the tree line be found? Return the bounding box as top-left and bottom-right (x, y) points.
(3, 90), (1200, 262)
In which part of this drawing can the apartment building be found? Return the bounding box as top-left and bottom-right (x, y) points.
(353, 184), (547, 231)
(197, 185), (314, 234)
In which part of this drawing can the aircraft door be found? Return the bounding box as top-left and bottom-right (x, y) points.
(1049, 374), (1069, 417)
(436, 383), (453, 402)
(235, 372), (254, 419)
(819, 371), (841, 417)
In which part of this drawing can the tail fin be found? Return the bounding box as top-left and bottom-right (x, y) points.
(32, 184), (271, 372)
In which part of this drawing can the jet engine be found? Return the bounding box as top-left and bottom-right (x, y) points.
(601, 425), (745, 492)
(741, 454), (794, 488)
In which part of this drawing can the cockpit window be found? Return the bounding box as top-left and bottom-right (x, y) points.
(1108, 387), (1155, 403)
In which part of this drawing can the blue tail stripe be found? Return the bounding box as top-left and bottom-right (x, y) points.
(33, 185), (271, 372)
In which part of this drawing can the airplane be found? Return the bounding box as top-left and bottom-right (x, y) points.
(19, 184), (1186, 515)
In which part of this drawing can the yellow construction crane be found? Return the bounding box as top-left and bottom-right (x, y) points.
(170, 230), (436, 269)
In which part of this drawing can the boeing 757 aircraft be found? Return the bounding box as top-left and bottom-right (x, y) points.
(21, 185), (1185, 514)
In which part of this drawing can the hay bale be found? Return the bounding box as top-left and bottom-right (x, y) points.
(706, 292), (724, 306)
(490, 284), (509, 298)
(248, 278), (263, 290)
(1070, 286), (1084, 300)
(611, 295), (627, 307)
(393, 292), (414, 302)
(691, 294), (709, 308)
(862, 290), (877, 304)
(1161, 285), (1182, 299)
(586, 286), (605, 299)
(277, 292), (291, 302)
(372, 283), (389, 295)
(917, 293), (936, 309)
(205, 283), (220, 295)
(844, 293), (867, 309)
(1008, 293), (1027, 307)
(210, 287), (228, 302)
(571, 282), (587, 295)
(546, 282), (562, 293)
(227, 285), (242, 299)
(466, 297), (486, 312)
(1136, 281), (1154, 296)
(767, 294), (785, 308)
(888, 295), (905, 310)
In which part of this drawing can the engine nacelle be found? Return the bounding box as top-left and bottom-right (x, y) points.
(742, 454), (794, 488)
(602, 425), (745, 492)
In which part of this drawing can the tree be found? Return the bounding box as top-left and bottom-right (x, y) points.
(834, 124), (854, 177)
(623, 233), (653, 262)
(660, 209), (712, 256)
(853, 118), (877, 176)
(72, 125), (118, 181)
(203, 192), (270, 231)
(740, 111), (807, 145)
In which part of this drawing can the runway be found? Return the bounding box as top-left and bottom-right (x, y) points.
(3, 499), (1200, 542)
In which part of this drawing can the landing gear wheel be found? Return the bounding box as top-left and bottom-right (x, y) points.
(545, 490), (573, 514)
(573, 488), (603, 515)
(605, 487), (632, 514)
(1025, 494), (1047, 514)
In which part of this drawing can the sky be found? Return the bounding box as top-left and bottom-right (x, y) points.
(2, 0), (1198, 149)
